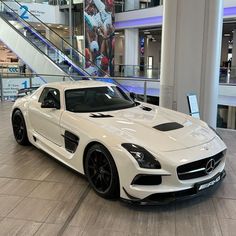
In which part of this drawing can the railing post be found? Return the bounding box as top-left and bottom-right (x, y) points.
(0, 75), (3, 101)
(29, 77), (32, 88)
(144, 80), (147, 103)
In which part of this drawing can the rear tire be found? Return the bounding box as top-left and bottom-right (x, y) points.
(12, 110), (30, 145)
(85, 144), (120, 199)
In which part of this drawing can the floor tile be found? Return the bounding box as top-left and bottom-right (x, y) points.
(62, 226), (141, 236)
(8, 198), (58, 222)
(69, 191), (175, 235)
(0, 218), (41, 236)
(175, 196), (216, 216)
(213, 198), (236, 219)
(214, 183), (236, 199)
(34, 223), (62, 236)
(175, 215), (222, 236)
(29, 181), (70, 201)
(46, 201), (77, 224)
(218, 218), (236, 236)
(0, 195), (23, 217)
(0, 179), (40, 196)
(62, 183), (89, 202)
(44, 167), (87, 186)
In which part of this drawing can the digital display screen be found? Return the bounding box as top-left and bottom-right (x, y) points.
(187, 93), (200, 119)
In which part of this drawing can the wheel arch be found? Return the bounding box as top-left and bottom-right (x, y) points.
(82, 140), (120, 198)
(82, 141), (120, 179)
(11, 108), (22, 122)
(83, 141), (104, 174)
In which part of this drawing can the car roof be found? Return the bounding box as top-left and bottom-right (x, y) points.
(42, 80), (116, 90)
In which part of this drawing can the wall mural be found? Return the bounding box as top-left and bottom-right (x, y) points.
(84, 0), (115, 76)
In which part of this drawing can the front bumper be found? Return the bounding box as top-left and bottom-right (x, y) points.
(121, 170), (226, 205)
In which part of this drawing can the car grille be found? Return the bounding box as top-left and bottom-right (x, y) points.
(177, 152), (224, 180)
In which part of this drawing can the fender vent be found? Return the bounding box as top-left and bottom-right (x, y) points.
(63, 131), (79, 153)
(153, 122), (184, 131)
(90, 113), (113, 118)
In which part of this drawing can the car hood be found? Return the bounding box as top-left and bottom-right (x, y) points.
(77, 104), (215, 152)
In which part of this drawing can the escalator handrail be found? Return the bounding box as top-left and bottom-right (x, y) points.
(6, 0), (109, 76)
(0, 0), (89, 76)
(0, 12), (76, 80)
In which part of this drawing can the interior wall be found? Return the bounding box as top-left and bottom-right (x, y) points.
(114, 35), (124, 66)
(144, 37), (161, 69)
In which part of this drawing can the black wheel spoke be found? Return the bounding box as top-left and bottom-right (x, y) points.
(87, 149), (112, 194)
(12, 111), (29, 145)
(12, 114), (25, 142)
(103, 170), (111, 176)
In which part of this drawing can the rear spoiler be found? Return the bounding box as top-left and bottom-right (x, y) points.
(17, 87), (39, 98)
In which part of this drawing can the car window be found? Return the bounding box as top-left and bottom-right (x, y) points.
(65, 86), (135, 113)
(38, 87), (61, 108)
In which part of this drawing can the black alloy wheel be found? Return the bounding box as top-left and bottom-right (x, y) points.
(12, 110), (29, 145)
(85, 144), (119, 199)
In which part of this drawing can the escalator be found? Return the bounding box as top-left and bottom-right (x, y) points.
(0, 0), (107, 82)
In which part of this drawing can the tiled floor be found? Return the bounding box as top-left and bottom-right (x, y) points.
(0, 101), (236, 235)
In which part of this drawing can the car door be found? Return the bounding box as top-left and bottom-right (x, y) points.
(28, 87), (63, 146)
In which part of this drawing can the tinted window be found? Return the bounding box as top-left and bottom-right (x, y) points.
(65, 86), (135, 112)
(38, 87), (60, 108)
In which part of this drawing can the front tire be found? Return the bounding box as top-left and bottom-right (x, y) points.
(12, 110), (29, 145)
(85, 144), (120, 199)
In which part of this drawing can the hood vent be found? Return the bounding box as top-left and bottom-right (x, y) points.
(153, 122), (184, 131)
(90, 113), (113, 118)
(140, 106), (152, 111)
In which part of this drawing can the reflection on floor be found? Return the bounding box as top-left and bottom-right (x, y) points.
(0, 101), (236, 235)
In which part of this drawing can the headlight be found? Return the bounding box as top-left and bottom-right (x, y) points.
(121, 143), (161, 169)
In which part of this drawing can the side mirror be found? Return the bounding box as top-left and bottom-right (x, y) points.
(130, 92), (137, 100)
(41, 99), (59, 109)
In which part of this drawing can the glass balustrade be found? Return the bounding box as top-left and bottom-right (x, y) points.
(114, 64), (160, 79)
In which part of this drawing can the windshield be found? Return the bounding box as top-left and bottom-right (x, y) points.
(65, 86), (136, 112)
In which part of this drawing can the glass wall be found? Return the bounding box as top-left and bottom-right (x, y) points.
(115, 0), (163, 13)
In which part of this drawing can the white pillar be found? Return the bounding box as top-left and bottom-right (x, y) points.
(125, 0), (139, 11)
(124, 28), (139, 76)
(160, 0), (223, 128)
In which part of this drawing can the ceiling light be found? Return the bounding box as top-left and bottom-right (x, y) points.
(224, 33), (231, 37)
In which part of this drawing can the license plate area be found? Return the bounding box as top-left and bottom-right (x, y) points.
(195, 172), (223, 192)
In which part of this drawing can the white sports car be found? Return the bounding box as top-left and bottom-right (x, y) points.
(11, 81), (227, 204)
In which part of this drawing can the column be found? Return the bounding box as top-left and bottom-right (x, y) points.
(125, 0), (139, 11)
(160, 0), (223, 128)
(124, 28), (139, 76)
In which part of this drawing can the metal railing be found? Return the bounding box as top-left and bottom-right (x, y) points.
(0, 72), (160, 102)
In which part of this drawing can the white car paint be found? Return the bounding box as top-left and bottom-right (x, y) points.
(12, 81), (227, 203)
